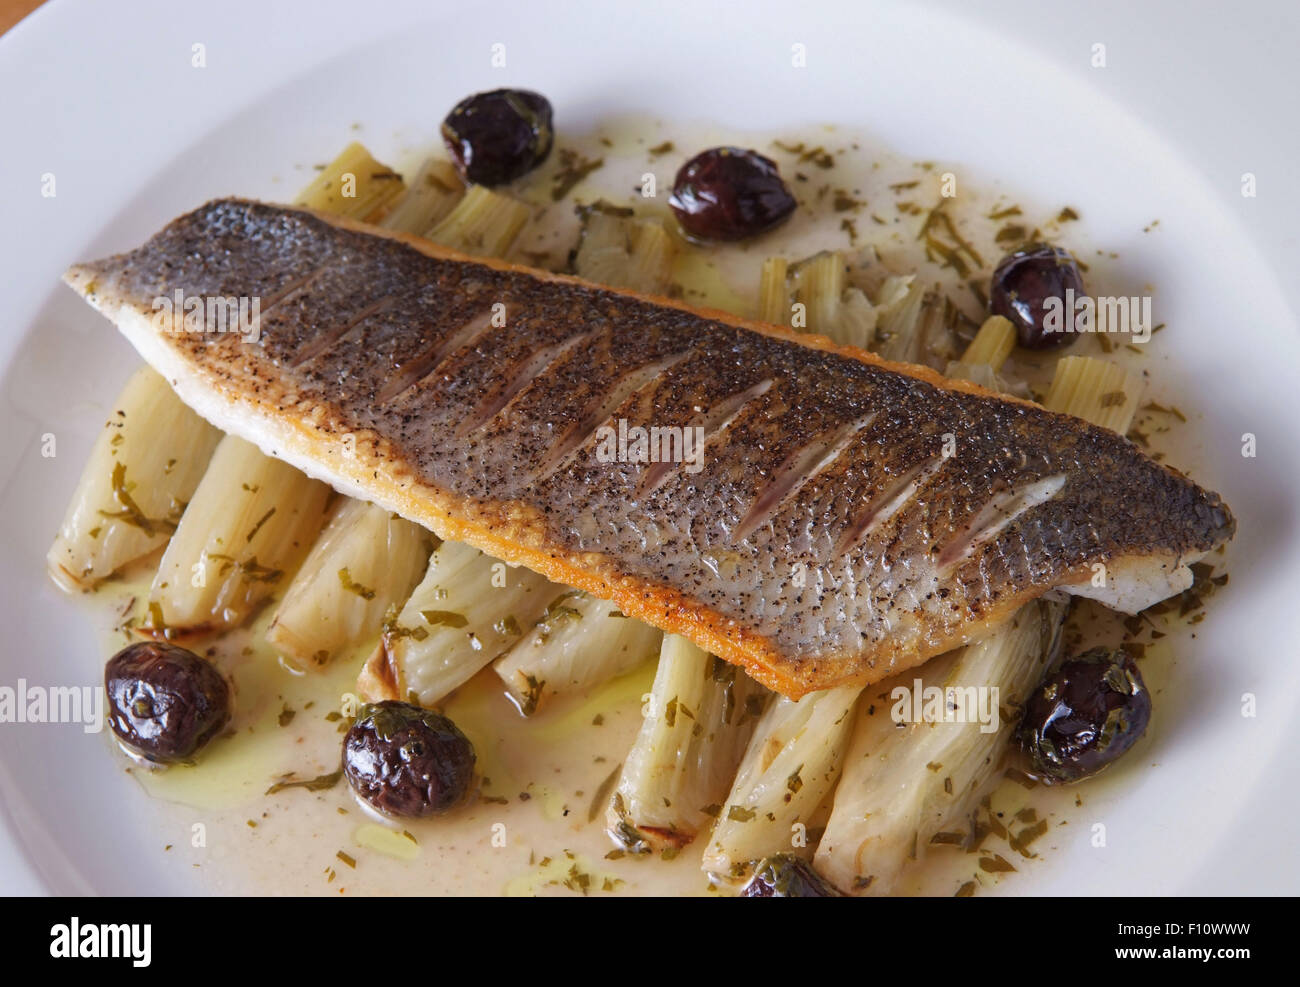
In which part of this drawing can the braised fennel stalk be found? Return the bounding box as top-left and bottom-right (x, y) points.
(701, 684), (862, 878)
(607, 635), (768, 851)
(147, 435), (330, 635)
(265, 498), (433, 667)
(362, 540), (559, 707)
(757, 250), (876, 347)
(756, 248), (954, 362)
(814, 338), (1144, 895)
(429, 184), (532, 257)
(294, 141), (406, 221)
(379, 158), (465, 235)
(493, 591), (662, 715)
(47, 366), (221, 590)
(571, 201), (676, 295)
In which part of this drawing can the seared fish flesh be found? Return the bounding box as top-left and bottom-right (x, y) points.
(64, 199), (1234, 697)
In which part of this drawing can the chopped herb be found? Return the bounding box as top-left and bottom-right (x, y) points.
(140, 601), (172, 639)
(421, 609), (468, 628)
(551, 148), (605, 201)
(338, 567), (376, 600)
(1009, 818), (1049, 858)
(803, 146), (834, 169)
(978, 853), (1016, 873)
(542, 594), (583, 624)
(1004, 767), (1037, 790)
(925, 235), (971, 277)
(995, 223), (1027, 246)
(245, 507), (276, 543)
(921, 205), (983, 271)
(832, 189), (863, 211)
(265, 769), (343, 795)
(664, 696), (678, 727)
(336, 850), (356, 869)
(207, 553), (283, 584)
(727, 805), (756, 822)
(99, 462), (178, 537)
(517, 673), (545, 716)
(610, 814), (652, 855)
(588, 765), (622, 822)
(1142, 401), (1187, 422)
(785, 765), (804, 795)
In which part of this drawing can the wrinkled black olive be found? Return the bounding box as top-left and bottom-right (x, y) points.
(441, 88), (553, 186)
(990, 243), (1085, 349)
(343, 701), (475, 818)
(1018, 645), (1151, 784)
(740, 854), (842, 897)
(668, 147), (797, 242)
(105, 641), (231, 764)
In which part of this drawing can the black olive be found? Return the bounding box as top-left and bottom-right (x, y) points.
(105, 641), (232, 764)
(1017, 645), (1151, 784)
(740, 854), (842, 896)
(440, 88), (553, 186)
(989, 243), (1085, 349)
(343, 701), (475, 818)
(668, 147), (797, 242)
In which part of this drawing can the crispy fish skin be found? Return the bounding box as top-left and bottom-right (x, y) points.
(63, 199), (1234, 698)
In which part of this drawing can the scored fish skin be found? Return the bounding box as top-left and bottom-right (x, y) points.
(63, 199), (1234, 698)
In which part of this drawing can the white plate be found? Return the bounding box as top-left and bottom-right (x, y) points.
(2, 0), (1297, 895)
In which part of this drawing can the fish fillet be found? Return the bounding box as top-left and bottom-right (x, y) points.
(63, 199), (1234, 698)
